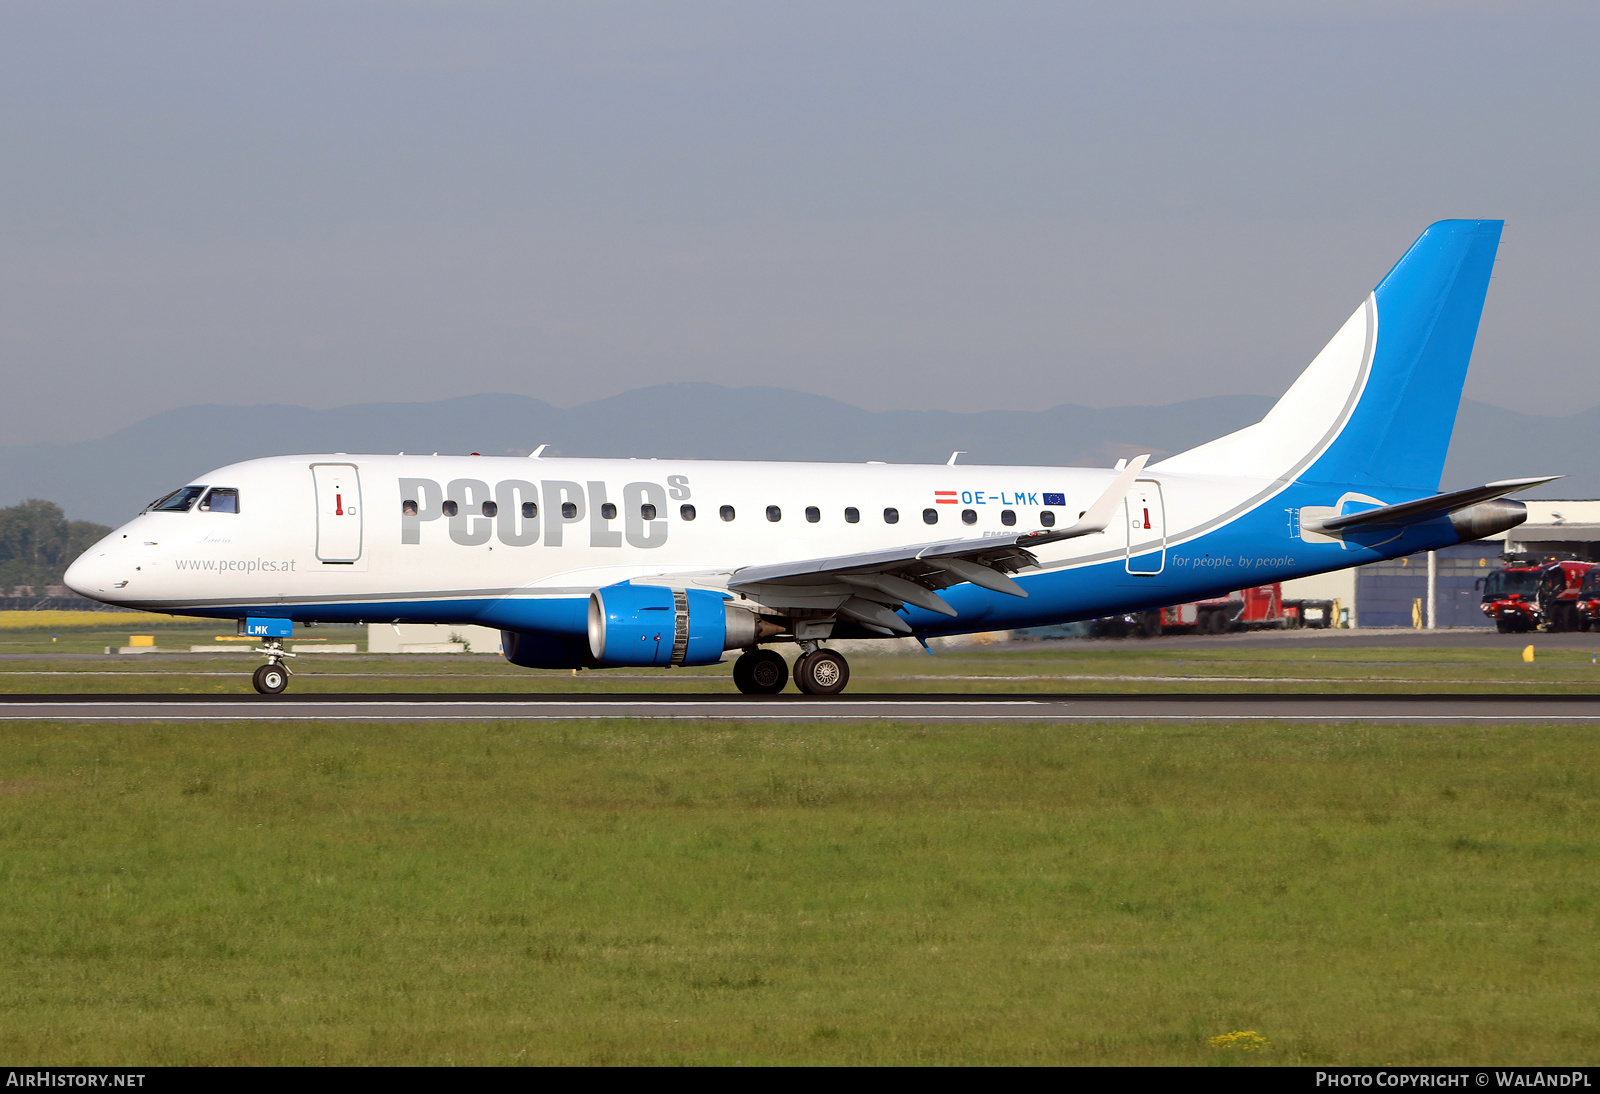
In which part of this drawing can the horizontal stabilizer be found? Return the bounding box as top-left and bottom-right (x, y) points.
(1304, 476), (1560, 533)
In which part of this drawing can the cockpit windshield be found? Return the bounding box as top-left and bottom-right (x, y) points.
(199, 487), (239, 513)
(1483, 569), (1540, 598)
(147, 485), (207, 512)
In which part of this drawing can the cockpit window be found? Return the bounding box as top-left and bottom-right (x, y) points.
(148, 486), (207, 512)
(199, 487), (239, 514)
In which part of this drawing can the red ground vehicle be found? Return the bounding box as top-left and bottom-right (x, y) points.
(1479, 554), (1595, 633)
(1536, 560), (1597, 632)
(1479, 555), (1547, 632)
(1574, 569), (1600, 631)
(1090, 584), (1334, 637)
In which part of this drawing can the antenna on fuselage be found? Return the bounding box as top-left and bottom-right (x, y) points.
(530, 444), (549, 459)
(947, 451), (965, 465)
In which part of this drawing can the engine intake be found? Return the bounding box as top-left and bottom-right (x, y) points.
(587, 583), (745, 666)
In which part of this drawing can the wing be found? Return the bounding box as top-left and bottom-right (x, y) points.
(688, 455), (1150, 635)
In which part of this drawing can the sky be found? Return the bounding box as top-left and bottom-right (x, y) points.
(1, 1), (1596, 446)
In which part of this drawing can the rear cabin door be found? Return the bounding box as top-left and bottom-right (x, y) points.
(1125, 479), (1166, 575)
(312, 463), (363, 563)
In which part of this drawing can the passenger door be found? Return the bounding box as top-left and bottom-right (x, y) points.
(1125, 479), (1166, 575)
(311, 463), (363, 563)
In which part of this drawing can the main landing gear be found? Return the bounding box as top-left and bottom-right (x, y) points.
(794, 648), (850, 695)
(251, 638), (293, 695)
(732, 647), (851, 696)
(732, 649), (788, 694)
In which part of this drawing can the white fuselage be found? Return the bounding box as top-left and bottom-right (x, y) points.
(65, 451), (1323, 630)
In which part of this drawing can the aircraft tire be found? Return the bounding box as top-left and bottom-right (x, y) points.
(733, 649), (788, 695)
(252, 664), (289, 695)
(1139, 611), (1162, 638)
(794, 649), (849, 695)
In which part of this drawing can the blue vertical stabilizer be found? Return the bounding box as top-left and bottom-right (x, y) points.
(1304, 219), (1502, 493)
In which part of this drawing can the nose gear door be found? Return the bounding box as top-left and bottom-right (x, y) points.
(311, 463), (363, 563)
(1125, 479), (1166, 575)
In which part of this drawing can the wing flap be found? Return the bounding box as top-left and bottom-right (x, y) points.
(631, 455), (1151, 627)
(726, 454), (1150, 590)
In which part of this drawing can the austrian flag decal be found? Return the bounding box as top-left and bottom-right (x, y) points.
(934, 491), (958, 505)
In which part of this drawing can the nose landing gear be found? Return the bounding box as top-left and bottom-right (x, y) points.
(251, 639), (293, 695)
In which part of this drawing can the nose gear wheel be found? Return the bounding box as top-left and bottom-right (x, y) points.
(252, 663), (289, 695)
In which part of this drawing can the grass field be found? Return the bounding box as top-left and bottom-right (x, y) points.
(1, 715), (1596, 1065)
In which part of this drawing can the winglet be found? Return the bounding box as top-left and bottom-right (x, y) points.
(1065, 454), (1150, 537)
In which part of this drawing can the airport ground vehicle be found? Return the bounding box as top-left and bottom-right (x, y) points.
(1574, 568), (1600, 631)
(1088, 583), (1334, 637)
(1535, 559), (1597, 632)
(1479, 554), (1544, 632)
(1478, 554), (1595, 632)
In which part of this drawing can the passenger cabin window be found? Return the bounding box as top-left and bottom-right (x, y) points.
(561, 502), (577, 519)
(720, 505), (736, 522)
(681, 504), (697, 521)
(482, 501), (498, 517)
(521, 502), (537, 518)
(961, 509), (977, 525)
(442, 500), (459, 517)
(600, 502), (617, 520)
(1001, 509), (1016, 526)
(923, 508), (938, 525)
(640, 503), (657, 520)
(149, 486), (206, 512)
(805, 506), (820, 523)
(844, 507), (859, 524)
(402, 499), (419, 516)
(766, 505), (782, 522)
(199, 487), (239, 513)
(884, 508), (899, 524)
(1040, 510), (1056, 527)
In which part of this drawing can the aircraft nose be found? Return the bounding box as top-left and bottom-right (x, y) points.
(64, 546), (123, 600)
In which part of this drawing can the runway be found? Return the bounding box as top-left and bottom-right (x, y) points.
(4, 692), (1600, 721)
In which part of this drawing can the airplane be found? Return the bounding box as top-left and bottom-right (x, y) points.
(64, 219), (1553, 696)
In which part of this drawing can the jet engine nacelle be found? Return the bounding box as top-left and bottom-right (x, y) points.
(587, 583), (748, 667)
(501, 629), (589, 670)
(1450, 498), (1527, 542)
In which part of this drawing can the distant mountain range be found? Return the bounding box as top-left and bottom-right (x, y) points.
(0, 383), (1589, 525)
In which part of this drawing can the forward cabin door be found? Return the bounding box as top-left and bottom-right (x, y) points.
(311, 463), (363, 563)
(1125, 479), (1166, 575)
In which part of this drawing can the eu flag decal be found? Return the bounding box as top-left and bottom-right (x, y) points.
(1043, 493), (1065, 506)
